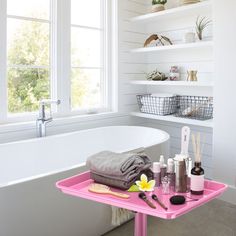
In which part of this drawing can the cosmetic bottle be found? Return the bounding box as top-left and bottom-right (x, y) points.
(159, 155), (167, 179)
(185, 157), (192, 191)
(161, 176), (170, 195)
(174, 154), (187, 193)
(167, 158), (175, 191)
(152, 162), (161, 187)
(190, 162), (204, 195)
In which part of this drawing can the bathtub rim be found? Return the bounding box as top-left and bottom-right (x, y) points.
(0, 125), (169, 147)
(0, 126), (169, 188)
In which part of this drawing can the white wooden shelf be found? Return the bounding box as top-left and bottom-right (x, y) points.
(130, 80), (214, 87)
(130, 1), (212, 23)
(129, 41), (213, 53)
(131, 112), (213, 128)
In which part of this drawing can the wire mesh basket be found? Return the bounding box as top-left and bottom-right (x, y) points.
(175, 95), (213, 120)
(137, 94), (177, 116)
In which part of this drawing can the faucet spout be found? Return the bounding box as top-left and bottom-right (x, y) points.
(36, 99), (60, 138)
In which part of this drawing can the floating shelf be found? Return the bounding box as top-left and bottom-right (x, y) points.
(130, 80), (214, 87)
(131, 112), (213, 128)
(129, 41), (213, 53)
(130, 1), (212, 23)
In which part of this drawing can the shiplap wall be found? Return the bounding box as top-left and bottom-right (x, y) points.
(146, 0), (213, 86)
(126, 0), (214, 178)
(118, 0), (149, 112)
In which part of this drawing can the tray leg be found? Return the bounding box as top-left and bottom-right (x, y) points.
(134, 212), (147, 236)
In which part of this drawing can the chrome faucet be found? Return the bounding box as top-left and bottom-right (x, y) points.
(36, 99), (61, 137)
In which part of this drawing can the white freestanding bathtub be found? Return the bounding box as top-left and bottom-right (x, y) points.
(0, 126), (169, 236)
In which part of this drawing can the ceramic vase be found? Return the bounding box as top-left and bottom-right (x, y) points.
(187, 70), (198, 81)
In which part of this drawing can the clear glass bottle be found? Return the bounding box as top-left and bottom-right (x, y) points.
(161, 176), (170, 195)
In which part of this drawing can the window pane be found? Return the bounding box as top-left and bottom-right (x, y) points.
(7, 0), (50, 20)
(8, 68), (50, 114)
(71, 69), (102, 110)
(7, 19), (50, 66)
(71, 27), (101, 67)
(71, 0), (101, 28)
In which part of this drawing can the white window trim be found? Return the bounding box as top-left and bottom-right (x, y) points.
(0, 0), (7, 122)
(0, 0), (118, 127)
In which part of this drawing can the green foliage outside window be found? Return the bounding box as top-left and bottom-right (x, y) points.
(8, 15), (100, 114)
(8, 20), (50, 113)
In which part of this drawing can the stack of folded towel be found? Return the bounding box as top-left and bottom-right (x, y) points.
(86, 151), (153, 190)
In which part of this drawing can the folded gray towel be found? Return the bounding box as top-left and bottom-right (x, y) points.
(86, 151), (152, 182)
(90, 169), (154, 190)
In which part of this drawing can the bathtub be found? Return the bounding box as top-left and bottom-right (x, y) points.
(0, 126), (169, 236)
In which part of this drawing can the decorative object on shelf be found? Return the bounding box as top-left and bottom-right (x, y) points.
(152, 0), (167, 12)
(169, 66), (180, 81)
(187, 70), (198, 81)
(144, 34), (173, 47)
(183, 32), (196, 43)
(196, 16), (211, 41)
(146, 69), (168, 81)
(175, 95), (213, 120)
(180, 0), (200, 5)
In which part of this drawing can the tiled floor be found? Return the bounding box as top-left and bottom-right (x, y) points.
(103, 199), (236, 236)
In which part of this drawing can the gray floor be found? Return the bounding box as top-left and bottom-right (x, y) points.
(103, 199), (236, 236)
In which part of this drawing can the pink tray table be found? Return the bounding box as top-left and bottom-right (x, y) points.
(56, 171), (227, 236)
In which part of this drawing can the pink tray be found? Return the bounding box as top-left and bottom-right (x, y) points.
(56, 171), (227, 220)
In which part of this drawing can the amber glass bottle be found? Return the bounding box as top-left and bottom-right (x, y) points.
(190, 162), (204, 195)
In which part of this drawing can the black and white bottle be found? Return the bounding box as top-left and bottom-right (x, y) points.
(190, 161), (204, 195)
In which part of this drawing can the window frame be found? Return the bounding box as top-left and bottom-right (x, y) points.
(0, 0), (117, 124)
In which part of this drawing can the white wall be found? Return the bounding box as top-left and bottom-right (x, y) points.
(118, 0), (148, 113)
(213, 0), (236, 204)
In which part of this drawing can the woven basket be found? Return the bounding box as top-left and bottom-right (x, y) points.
(175, 95), (213, 120)
(137, 94), (177, 116)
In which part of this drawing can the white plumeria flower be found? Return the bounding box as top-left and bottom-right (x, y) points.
(135, 174), (156, 192)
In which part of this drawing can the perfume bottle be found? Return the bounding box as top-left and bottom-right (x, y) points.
(161, 176), (170, 195)
(190, 162), (204, 195)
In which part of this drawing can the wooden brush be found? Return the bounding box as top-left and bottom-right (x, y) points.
(88, 183), (130, 199)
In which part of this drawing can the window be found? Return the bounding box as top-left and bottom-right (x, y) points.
(7, 0), (51, 114)
(0, 0), (115, 123)
(71, 0), (104, 110)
